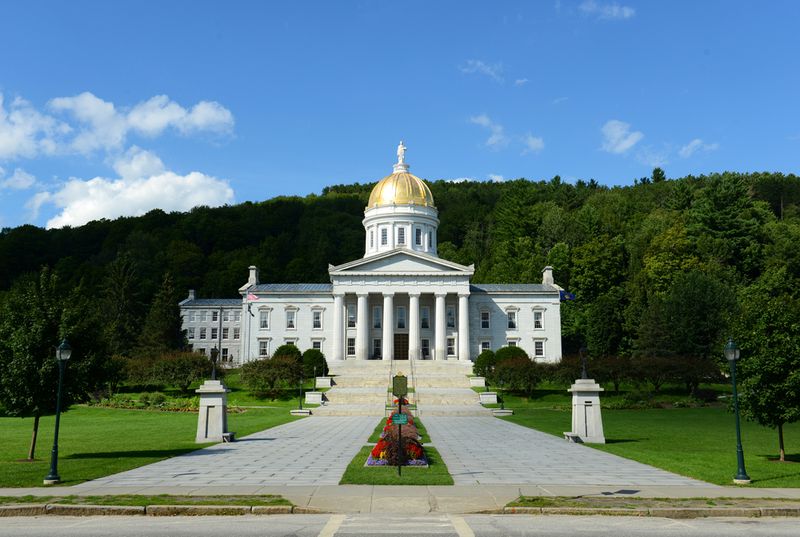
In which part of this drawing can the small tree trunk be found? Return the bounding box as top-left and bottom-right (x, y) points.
(28, 413), (40, 460)
(778, 423), (785, 462)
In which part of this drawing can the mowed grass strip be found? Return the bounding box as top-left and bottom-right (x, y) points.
(0, 406), (301, 487)
(499, 403), (800, 487)
(0, 494), (290, 507)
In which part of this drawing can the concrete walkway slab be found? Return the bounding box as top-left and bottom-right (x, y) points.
(422, 416), (714, 487)
(71, 416), (376, 489)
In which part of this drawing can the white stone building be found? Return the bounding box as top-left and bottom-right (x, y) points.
(180, 145), (563, 365)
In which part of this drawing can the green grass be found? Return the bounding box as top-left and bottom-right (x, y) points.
(339, 445), (453, 485)
(0, 406), (301, 487)
(499, 399), (800, 487)
(0, 494), (290, 507)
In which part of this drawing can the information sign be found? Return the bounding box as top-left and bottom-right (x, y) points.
(392, 374), (408, 397)
(393, 413), (408, 425)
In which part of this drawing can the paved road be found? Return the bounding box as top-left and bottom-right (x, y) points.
(1, 515), (798, 537)
(423, 416), (711, 486)
(72, 416), (376, 488)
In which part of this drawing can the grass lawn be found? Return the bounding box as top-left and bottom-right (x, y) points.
(498, 397), (800, 487)
(0, 406), (301, 487)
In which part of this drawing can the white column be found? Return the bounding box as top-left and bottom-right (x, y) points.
(332, 293), (344, 361)
(382, 293), (394, 361)
(356, 293), (369, 360)
(458, 293), (470, 361)
(408, 293), (420, 360)
(434, 292), (447, 361)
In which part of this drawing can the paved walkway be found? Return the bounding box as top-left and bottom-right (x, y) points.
(423, 416), (711, 487)
(72, 416), (376, 489)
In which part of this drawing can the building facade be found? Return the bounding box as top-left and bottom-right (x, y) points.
(180, 145), (563, 364)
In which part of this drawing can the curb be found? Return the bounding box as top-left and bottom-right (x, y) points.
(502, 506), (800, 518)
(0, 504), (317, 517)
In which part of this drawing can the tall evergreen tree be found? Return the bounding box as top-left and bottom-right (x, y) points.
(135, 273), (185, 358)
(101, 253), (143, 357)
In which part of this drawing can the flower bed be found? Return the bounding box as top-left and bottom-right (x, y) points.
(366, 408), (428, 467)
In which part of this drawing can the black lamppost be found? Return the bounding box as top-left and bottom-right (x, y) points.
(44, 339), (71, 485)
(724, 338), (751, 485)
(499, 379), (505, 410)
(210, 346), (219, 381)
(579, 346), (589, 380)
(298, 374), (304, 411)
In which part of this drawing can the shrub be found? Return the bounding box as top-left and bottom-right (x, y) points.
(150, 392), (167, 406)
(150, 352), (211, 392)
(273, 344), (301, 362)
(241, 354), (302, 399)
(474, 350), (497, 379)
(494, 346), (529, 362)
(302, 348), (327, 378)
(495, 355), (540, 397)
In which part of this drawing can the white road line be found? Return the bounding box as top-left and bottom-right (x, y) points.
(448, 514), (475, 537)
(317, 514), (346, 537)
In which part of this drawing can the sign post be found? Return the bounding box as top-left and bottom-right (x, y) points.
(392, 374), (408, 476)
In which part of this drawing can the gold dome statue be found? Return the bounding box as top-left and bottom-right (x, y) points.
(367, 142), (435, 208)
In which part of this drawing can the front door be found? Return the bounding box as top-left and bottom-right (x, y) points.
(394, 334), (409, 360)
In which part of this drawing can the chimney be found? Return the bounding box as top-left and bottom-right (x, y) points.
(248, 265), (259, 287)
(188, 289), (196, 301)
(542, 266), (554, 286)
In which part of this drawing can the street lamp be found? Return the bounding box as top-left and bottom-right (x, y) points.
(724, 338), (751, 485)
(44, 339), (71, 485)
(210, 346), (219, 381)
(298, 375), (304, 411)
(499, 379), (505, 411)
(579, 346), (588, 380)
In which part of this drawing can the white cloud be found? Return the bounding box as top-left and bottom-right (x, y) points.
(459, 60), (504, 83)
(601, 119), (643, 154)
(579, 0), (635, 20)
(49, 92), (128, 153)
(0, 94), (69, 160)
(446, 177), (478, 184)
(678, 138), (719, 158)
(636, 146), (669, 167)
(128, 95), (234, 137)
(514, 78), (529, 86)
(488, 173), (505, 182)
(470, 114), (510, 149)
(29, 148), (234, 228)
(522, 133), (545, 154)
(0, 167), (36, 190)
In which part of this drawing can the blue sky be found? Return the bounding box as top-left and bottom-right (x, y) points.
(1, 1), (798, 229)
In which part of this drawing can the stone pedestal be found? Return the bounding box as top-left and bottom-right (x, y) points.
(565, 378), (605, 444)
(305, 391), (324, 405)
(469, 377), (486, 388)
(316, 377), (333, 388)
(479, 392), (498, 404)
(195, 380), (230, 443)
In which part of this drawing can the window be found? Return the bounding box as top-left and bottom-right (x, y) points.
(199, 328), (207, 340)
(286, 310), (296, 329)
(284, 338), (298, 346)
(259, 340), (269, 357)
(428, 231), (432, 247)
(312, 340), (322, 350)
(212, 310), (218, 322)
(199, 311), (207, 322)
(312, 310), (322, 329)
(222, 310), (229, 322)
(507, 311), (517, 330)
(534, 340), (545, 357)
(347, 337), (356, 356)
(480, 311), (490, 329)
(347, 304), (357, 327)
(188, 311), (196, 322)
(259, 310), (269, 329)
(421, 307), (430, 329)
(373, 338), (382, 359)
(221, 348), (229, 361)
(447, 337), (455, 356)
(397, 306), (406, 329)
(421, 339), (430, 358)
(373, 306), (382, 329)
(507, 340), (517, 347)
(233, 311), (241, 322)
(233, 327), (240, 340)
(446, 306), (456, 328)
(370, 230), (374, 248)
(481, 340), (491, 352)
(187, 327), (195, 340)
(397, 227), (405, 245)
(222, 327), (229, 339)
(197, 347), (205, 355)
(533, 310), (543, 329)
(415, 227), (422, 246)
(211, 327), (218, 340)
(380, 228), (388, 246)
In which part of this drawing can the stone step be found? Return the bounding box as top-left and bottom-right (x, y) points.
(415, 404), (493, 416)
(311, 404), (386, 416)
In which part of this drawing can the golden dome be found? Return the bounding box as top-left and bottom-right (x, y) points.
(368, 171), (435, 208)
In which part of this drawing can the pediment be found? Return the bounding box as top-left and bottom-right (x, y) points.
(329, 249), (474, 276)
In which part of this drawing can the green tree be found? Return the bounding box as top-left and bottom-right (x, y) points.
(101, 253), (143, 357)
(734, 269), (800, 461)
(135, 273), (185, 358)
(302, 348), (327, 378)
(585, 287), (629, 392)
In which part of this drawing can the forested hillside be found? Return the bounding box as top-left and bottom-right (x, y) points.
(1, 169), (799, 361)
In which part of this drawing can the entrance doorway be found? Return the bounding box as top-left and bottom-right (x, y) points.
(393, 334), (409, 360)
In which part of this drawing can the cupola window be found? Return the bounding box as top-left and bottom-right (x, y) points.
(381, 228), (388, 246)
(398, 227), (406, 245)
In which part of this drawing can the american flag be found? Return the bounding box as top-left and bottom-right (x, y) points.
(246, 292), (258, 301)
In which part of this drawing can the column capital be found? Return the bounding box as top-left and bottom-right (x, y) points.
(356, 292), (369, 298)
(434, 292), (448, 298)
(333, 292), (345, 299)
(382, 291), (395, 298)
(458, 292), (470, 298)
(408, 292), (421, 298)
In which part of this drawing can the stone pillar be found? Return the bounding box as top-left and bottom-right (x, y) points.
(458, 293), (470, 361)
(382, 292), (394, 361)
(566, 379), (606, 444)
(356, 293), (369, 360)
(434, 292), (447, 361)
(332, 293), (344, 361)
(196, 380), (230, 443)
(408, 293), (420, 360)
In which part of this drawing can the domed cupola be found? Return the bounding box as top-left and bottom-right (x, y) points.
(363, 142), (440, 257)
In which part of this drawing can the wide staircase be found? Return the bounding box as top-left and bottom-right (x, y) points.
(313, 359), (492, 417)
